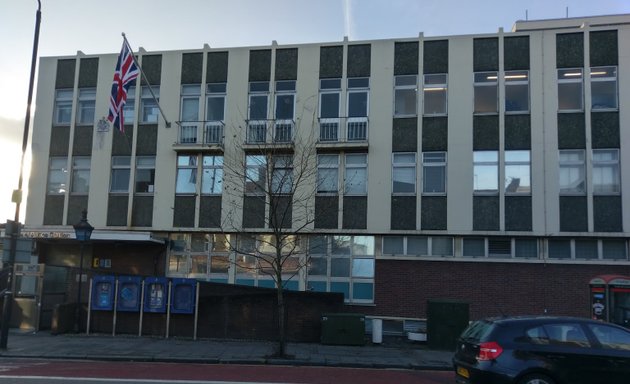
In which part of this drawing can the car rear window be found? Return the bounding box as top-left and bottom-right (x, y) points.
(460, 320), (494, 342)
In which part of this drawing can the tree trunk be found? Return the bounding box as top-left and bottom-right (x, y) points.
(276, 272), (286, 357)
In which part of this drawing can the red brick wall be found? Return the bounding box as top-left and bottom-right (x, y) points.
(360, 260), (630, 320)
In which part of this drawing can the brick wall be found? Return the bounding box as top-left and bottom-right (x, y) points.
(359, 260), (630, 320)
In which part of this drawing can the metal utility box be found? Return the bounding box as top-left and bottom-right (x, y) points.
(321, 313), (365, 346)
(427, 299), (469, 350)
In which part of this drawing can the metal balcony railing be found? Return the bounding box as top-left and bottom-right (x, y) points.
(347, 117), (368, 141)
(179, 122), (199, 144)
(319, 118), (339, 141)
(274, 120), (294, 143)
(247, 121), (267, 144)
(204, 122), (224, 145)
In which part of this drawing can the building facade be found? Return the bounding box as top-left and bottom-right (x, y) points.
(24, 14), (630, 327)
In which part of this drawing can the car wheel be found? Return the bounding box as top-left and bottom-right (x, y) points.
(518, 374), (556, 384)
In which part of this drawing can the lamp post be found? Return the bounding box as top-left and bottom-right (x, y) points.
(73, 210), (93, 332)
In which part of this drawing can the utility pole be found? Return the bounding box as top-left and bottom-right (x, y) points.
(1, 0), (41, 350)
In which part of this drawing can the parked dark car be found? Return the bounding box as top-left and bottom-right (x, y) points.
(453, 316), (630, 384)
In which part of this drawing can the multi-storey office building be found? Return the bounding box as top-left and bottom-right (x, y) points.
(24, 14), (630, 326)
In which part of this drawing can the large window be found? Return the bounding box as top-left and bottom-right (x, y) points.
(141, 86), (160, 123)
(180, 85), (200, 121)
(317, 154), (339, 193)
(274, 80), (295, 142)
(505, 150), (531, 194)
(71, 157), (91, 194)
(591, 66), (618, 110)
(394, 75), (417, 116)
(505, 71), (529, 113)
(202, 155), (223, 194)
(423, 74), (447, 115)
(319, 79), (341, 141)
(245, 155), (266, 194)
(474, 72), (498, 114)
(76, 88), (96, 125)
(307, 235), (375, 303)
(347, 78), (369, 141)
(558, 68), (583, 111)
(135, 156), (155, 193)
(54, 89), (73, 125)
(422, 152), (446, 194)
(110, 156), (131, 193)
(592, 149), (620, 194)
(271, 155), (293, 194)
(473, 151), (498, 193)
(392, 153), (416, 194)
(559, 150), (585, 194)
(47, 157), (68, 194)
(206, 83), (226, 121)
(175, 155), (197, 194)
(248, 82), (269, 143)
(344, 153), (367, 195)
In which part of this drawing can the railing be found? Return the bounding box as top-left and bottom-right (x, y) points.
(347, 117), (368, 141)
(319, 118), (339, 141)
(179, 122), (199, 144)
(274, 120), (293, 143)
(247, 121), (267, 144)
(204, 122), (224, 145)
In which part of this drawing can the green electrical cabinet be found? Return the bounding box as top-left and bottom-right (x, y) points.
(427, 299), (469, 350)
(321, 313), (366, 346)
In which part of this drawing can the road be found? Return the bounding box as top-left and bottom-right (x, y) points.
(0, 359), (454, 384)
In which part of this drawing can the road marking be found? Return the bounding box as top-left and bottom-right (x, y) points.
(0, 376), (296, 384)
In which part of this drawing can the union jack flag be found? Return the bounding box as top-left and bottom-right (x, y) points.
(107, 40), (139, 132)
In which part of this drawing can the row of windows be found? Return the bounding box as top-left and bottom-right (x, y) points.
(168, 233), (375, 303)
(54, 86), (160, 126)
(383, 235), (629, 260)
(47, 147), (619, 199)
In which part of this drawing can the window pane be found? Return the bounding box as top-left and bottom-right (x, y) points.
(505, 165), (530, 193)
(395, 88), (416, 116)
(575, 239), (598, 259)
(463, 238), (485, 257)
(505, 83), (529, 112)
(320, 93), (340, 118)
(474, 165), (498, 192)
(249, 95), (267, 119)
(202, 168), (222, 194)
(176, 169), (196, 193)
(393, 167), (415, 193)
(275, 94), (294, 119)
(345, 168), (366, 194)
(353, 282), (373, 301)
(110, 169), (130, 192)
(602, 240), (627, 260)
(331, 258), (350, 277)
(352, 236), (374, 255)
(548, 240), (571, 259)
(348, 92), (368, 117)
(383, 236), (404, 254)
(558, 82), (583, 111)
(348, 78), (369, 88)
(424, 88), (447, 115)
(515, 239), (538, 258)
(308, 257), (327, 276)
(210, 255), (229, 274)
(309, 235), (328, 254)
(407, 236), (428, 255)
(593, 149), (619, 194)
(588, 324), (630, 350)
(423, 166), (446, 193)
(559, 150), (585, 194)
(206, 97), (225, 121)
(317, 168), (338, 192)
(591, 67), (617, 110)
(352, 259), (374, 278)
(432, 237), (453, 256)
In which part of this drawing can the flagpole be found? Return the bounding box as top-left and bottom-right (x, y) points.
(121, 33), (171, 128)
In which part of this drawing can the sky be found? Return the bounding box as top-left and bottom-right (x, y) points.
(0, 0), (628, 223)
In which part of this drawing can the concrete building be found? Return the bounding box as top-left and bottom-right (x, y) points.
(18, 14), (630, 331)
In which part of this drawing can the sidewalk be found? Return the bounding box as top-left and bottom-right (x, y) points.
(0, 330), (454, 371)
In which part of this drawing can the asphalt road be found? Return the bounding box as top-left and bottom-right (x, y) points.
(0, 359), (454, 384)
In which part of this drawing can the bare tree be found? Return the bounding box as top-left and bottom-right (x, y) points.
(219, 104), (328, 357)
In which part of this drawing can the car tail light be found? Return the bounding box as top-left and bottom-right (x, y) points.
(477, 341), (503, 361)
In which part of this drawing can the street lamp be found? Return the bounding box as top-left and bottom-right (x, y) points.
(73, 210), (93, 332)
